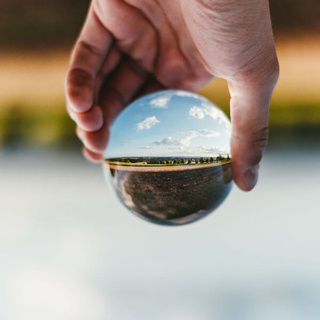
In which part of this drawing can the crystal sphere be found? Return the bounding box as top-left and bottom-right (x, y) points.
(103, 90), (233, 226)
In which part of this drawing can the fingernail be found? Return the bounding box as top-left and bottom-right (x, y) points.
(92, 105), (104, 129)
(244, 165), (259, 190)
(76, 127), (83, 138)
(82, 147), (95, 163)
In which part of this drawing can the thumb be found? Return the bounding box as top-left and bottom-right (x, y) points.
(228, 61), (279, 191)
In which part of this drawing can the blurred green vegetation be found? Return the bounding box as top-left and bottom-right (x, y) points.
(0, 103), (80, 150)
(1, 100), (319, 150)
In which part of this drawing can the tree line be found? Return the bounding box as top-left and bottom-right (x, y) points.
(113, 155), (231, 165)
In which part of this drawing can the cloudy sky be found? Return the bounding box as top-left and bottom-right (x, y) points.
(105, 90), (232, 158)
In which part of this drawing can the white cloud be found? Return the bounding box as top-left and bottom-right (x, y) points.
(151, 129), (220, 149)
(139, 146), (155, 149)
(180, 129), (220, 138)
(152, 137), (191, 147)
(136, 116), (160, 131)
(198, 145), (230, 155)
(199, 129), (220, 137)
(149, 96), (170, 108)
(201, 102), (225, 121)
(189, 102), (232, 133)
(170, 145), (230, 157)
(189, 106), (205, 119)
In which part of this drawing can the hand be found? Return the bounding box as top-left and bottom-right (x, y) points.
(65, 0), (279, 191)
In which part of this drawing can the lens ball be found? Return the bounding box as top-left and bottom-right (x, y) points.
(104, 90), (232, 226)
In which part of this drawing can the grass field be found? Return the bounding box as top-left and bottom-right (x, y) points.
(1, 37), (319, 148)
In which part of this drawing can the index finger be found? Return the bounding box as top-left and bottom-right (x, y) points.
(65, 3), (113, 113)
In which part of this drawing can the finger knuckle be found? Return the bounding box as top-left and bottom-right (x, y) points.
(77, 40), (101, 58)
(248, 126), (269, 165)
(66, 68), (94, 104)
(232, 126), (269, 166)
(156, 51), (188, 87)
(262, 55), (280, 87)
(67, 68), (93, 89)
(252, 126), (269, 156)
(118, 24), (157, 72)
(241, 51), (280, 92)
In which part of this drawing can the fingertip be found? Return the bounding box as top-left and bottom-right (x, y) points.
(82, 147), (103, 163)
(75, 105), (104, 132)
(76, 126), (109, 154)
(232, 162), (259, 192)
(75, 126), (83, 141)
(66, 102), (76, 121)
(67, 89), (93, 113)
(243, 165), (259, 191)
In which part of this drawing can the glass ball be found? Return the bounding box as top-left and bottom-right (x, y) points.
(103, 90), (233, 226)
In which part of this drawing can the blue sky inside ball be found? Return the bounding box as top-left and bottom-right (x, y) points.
(105, 90), (232, 158)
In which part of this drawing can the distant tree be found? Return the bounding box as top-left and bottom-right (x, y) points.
(210, 157), (214, 163)
(195, 159), (199, 164)
(199, 157), (204, 164)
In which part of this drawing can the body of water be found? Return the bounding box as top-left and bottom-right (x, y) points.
(1, 147), (320, 320)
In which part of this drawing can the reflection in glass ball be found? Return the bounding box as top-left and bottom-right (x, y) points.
(103, 90), (233, 226)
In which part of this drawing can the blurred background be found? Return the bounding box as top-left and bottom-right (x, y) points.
(1, 1), (320, 319)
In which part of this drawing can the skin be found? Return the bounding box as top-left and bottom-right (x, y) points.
(65, 0), (279, 191)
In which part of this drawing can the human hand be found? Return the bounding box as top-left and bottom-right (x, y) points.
(65, 0), (279, 191)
